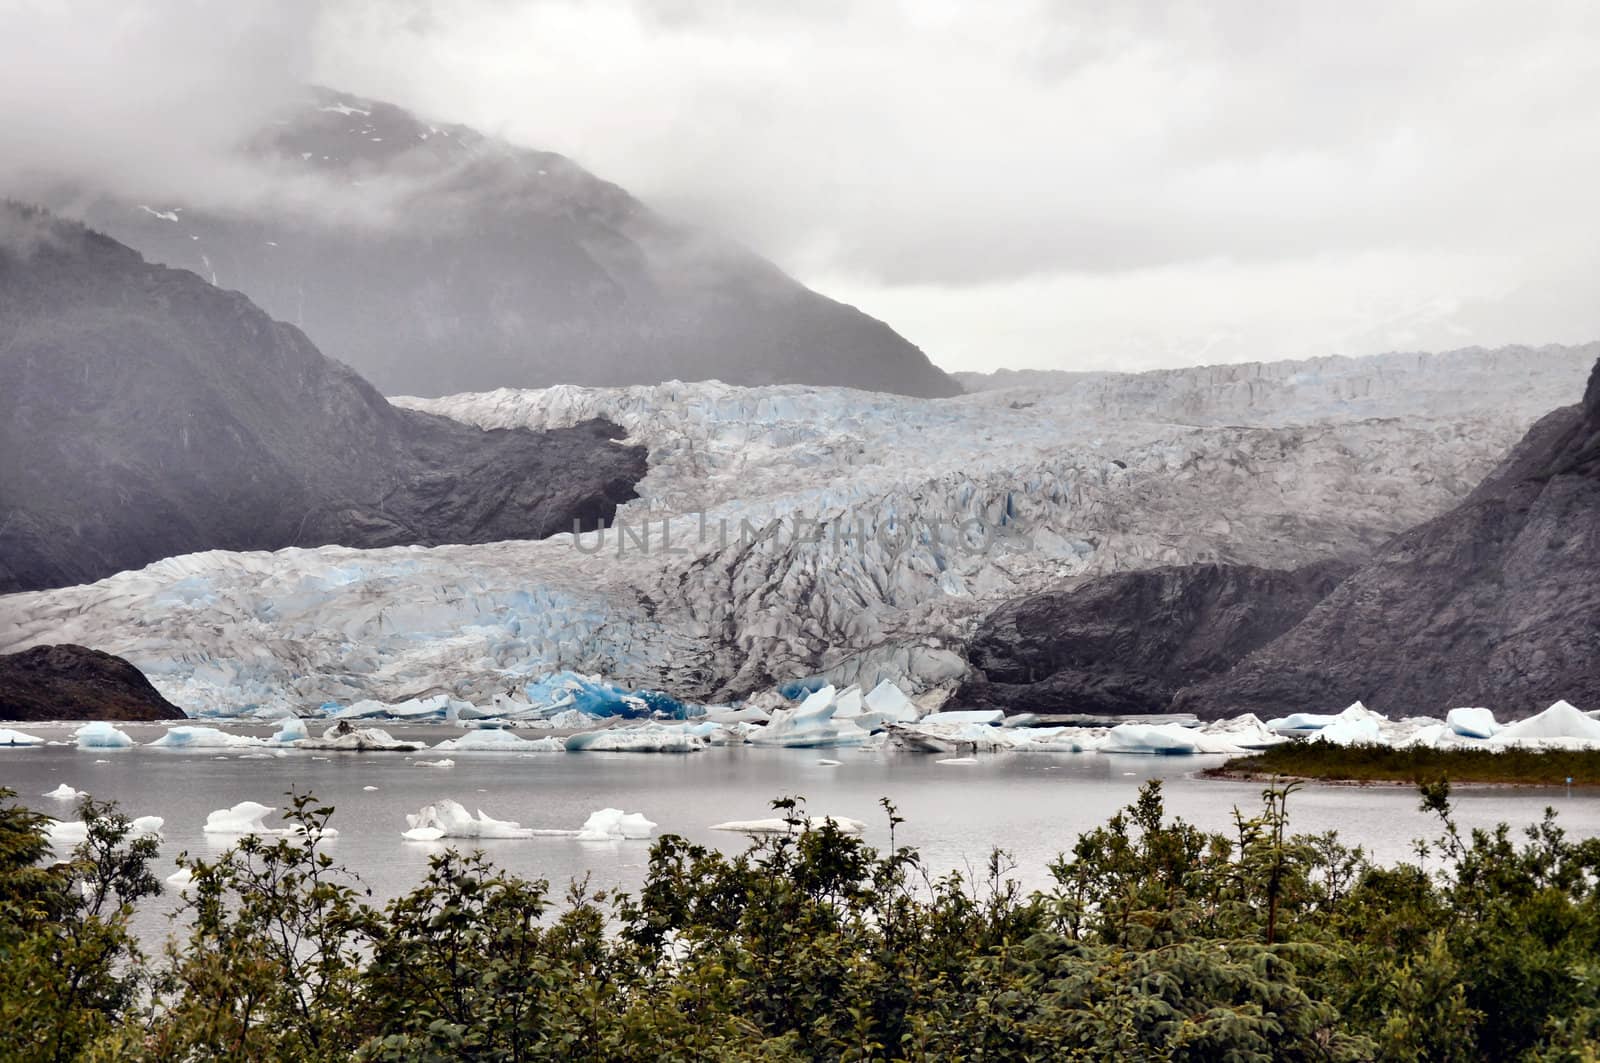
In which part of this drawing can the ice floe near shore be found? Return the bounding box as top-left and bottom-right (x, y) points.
(710, 815), (867, 836)
(1, 728), (45, 746)
(400, 799), (656, 841)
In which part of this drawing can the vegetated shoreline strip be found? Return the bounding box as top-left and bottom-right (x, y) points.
(1207, 742), (1600, 787)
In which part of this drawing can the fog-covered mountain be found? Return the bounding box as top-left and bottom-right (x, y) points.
(67, 88), (958, 399)
(2, 345), (1584, 715)
(0, 205), (646, 593)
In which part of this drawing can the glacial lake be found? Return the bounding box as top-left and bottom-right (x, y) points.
(7, 722), (1600, 938)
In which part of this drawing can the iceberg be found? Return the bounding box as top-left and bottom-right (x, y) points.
(1491, 701), (1600, 747)
(202, 803), (325, 838)
(73, 722), (133, 749)
(414, 758), (455, 768)
(575, 808), (657, 842)
(1101, 722), (1245, 755)
(148, 726), (266, 749)
(269, 718), (310, 745)
(919, 709), (1004, 726)
(565, 722), (710, 753)
(0, 727), (45, 746)
(937, 757), (978, 765)
(710, 815), (866, 836)
(1446, 707), (1499, 739)
(749, 686), (872, 748)
(166, 867), (195, 891)
(46, 814), (162, 853)
(401, 799), (572, 840)
(1199, 714), (1288, 749)
(296, 722), (423, 752)
(863, 679), (919, 723)
(43, 783), (85, 800)
(433, 729), (560, 752)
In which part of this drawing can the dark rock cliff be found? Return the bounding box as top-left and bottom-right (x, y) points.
(0, 205), (647, 593)
(0, 644), (185, 721)
(956, 560), (1354, 715)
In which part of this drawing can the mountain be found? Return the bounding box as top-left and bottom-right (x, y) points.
(69, 88), (959, 400)
(0, 204), (646, 594)
(954, 560), (1354, 715)
(0, 644), (185, 721)
(1171, 354), (1600, 719)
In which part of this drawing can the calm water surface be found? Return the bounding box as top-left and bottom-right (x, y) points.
(6, 722), (1598, 939)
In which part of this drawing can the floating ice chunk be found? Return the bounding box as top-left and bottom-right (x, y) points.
(1268, 701), (1386, 733)
(750, 689), (873, 749)
(414, 758), (455, 768)
(402, 799), (567, 840)
(0, 727), (45, 746)
(937, 757), (978, 765)
(130, 816), (164, 838)
(1101, 722), (1245, 755)
(45, 819), (89, 848)
(74, 722), (133, 749)
(269, 718), (310, 745)
(298, 723), (422, 752)
(204, 801), (281, 835)
(44, 783), (85, 800)
(166, 867), (194, 890)
(919, 710), (1004, 726)
(362, 785), (379, 791)
(1201, 714), (1288, 749)
(710, 815), (865, 836)
(1445, 707), (1499, 739)
(831, 686), (865, 718)
(433, 729), (550, 752)
(1492, 701), (1600, 746)
(706, 705), (771, 725)
(565, 722), (708, 753)
(1309, 714), (1384, 746)
(818, 758), (842, 766)
(148, 726), (265, 749)
(202, 802), (327, 839)
(863, 680), (919, 723)
(1010, 729), (1105, 753)
(575, 808), (657, 841)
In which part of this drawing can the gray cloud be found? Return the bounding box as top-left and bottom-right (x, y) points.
(2, 0), (1597, 371)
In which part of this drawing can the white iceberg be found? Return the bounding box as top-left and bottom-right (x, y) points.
(1491, 701), (1600, 747)
(1201, 714), (1288, 749)
(296, 722), (422, 752)
(937, 757), (978, 765)
(575, 808), (657, 841)
(565, 722), (710, 753)
(710, 815), (866, 836)
(148, 726), (265, 749)
(0, 727), (45, 746)
(402, 799), (571, 840)
(73, 722), (133, 749)
(863, 680), (919, 723)
(433, 729), (557, 752)
(919, 709), (1005, 726)
(201, 801), (322, 837)
(1101, 722), (1245, 755)
(1445, 707), (1499, 739)
(44, 783), (85, 800)
(165, 867), (195, 891)
(414, 758), (455, 768)
(750, 687), (872, 749)
(269, 718), (310, 745)
(45, 814), (162, 853)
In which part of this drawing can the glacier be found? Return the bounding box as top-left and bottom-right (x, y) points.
(0, 348), (1591, 717)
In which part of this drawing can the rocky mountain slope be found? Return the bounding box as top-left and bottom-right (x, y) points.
(1172, 355), (1600, 719)
(955, 560), (1354, 715)
(1, 347), (1584, 715)
(72, 88), (957, 399)
(0, 644), (185, 721)
(0, 206), (646, 593)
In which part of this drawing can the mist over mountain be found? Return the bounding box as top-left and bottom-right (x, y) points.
(0, 204), (646, 594)
(55, 88), (958, 400)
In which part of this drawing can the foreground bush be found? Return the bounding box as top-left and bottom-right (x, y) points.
(4, 781), (1599, 1061)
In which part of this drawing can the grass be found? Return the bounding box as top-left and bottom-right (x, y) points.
(1211, 741), (1600, 786)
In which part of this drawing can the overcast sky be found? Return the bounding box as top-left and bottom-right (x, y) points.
(4, 1), (1598, 373)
